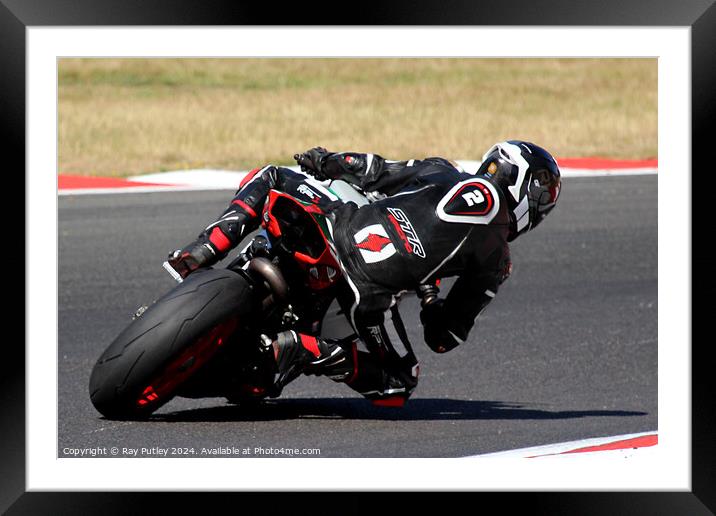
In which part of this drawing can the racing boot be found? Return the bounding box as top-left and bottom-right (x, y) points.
(262, 331), (353, 393)
(345, 350), (419, 407)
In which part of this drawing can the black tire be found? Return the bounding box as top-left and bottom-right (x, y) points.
(89, 268), (257, 420)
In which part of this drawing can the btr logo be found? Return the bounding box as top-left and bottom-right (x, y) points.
(386, 207), (426, 258)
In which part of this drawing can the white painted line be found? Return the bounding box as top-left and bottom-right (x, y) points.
(58, 185), (234, 196)
(58, 161), (657, 196)
(536, 446), (660, 460)
(127, 169), (253, 189)
(128, 163), (657, 183)
(126, 163), (657, 187)
(464, 431), (657, 459)
(560, 167), (657, 177)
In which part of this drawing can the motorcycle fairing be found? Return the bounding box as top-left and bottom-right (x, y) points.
(262, 189), (342, 290)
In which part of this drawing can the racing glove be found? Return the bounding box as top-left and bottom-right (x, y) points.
(294, 147), (372, 188)
(167, 239), (219, 279)
(294, 147), (331, 179)
(420, 299), (462, 354)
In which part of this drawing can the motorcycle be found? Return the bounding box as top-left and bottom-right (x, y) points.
(89, 175), (434, 420)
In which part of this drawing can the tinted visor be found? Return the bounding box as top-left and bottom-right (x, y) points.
(532, 168), (560, 207)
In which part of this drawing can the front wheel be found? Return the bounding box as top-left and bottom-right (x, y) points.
(89, 268), (257, 420)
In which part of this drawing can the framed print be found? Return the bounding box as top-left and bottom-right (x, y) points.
(4, 0), (715, 512)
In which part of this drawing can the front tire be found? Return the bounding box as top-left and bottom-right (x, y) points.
(89, 268), (256, 420)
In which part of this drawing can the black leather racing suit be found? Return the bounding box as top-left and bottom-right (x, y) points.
(187, 153), (513, 404)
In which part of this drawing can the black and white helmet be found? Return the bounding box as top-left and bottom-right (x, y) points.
(477, 140), (561, 240)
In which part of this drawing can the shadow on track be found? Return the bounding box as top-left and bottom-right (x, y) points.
(147, 398), (648, 423)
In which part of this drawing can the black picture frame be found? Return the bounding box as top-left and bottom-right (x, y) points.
(4, 0), (715, 513)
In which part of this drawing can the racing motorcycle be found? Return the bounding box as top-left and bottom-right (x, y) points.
(89, 176), (434, 420)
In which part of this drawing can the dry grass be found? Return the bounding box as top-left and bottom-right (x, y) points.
(58, 58), (657, 177)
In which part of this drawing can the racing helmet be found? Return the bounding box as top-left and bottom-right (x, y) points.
(476, 140), (561, 240)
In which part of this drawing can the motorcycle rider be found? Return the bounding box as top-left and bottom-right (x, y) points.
(168, 141), (561, 406)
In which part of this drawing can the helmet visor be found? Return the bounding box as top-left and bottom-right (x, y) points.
(532, 168), (561, 208)
(527, 169), (561, 230)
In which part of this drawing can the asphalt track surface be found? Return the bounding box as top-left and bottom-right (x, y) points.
(58, 175), (657, 458)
